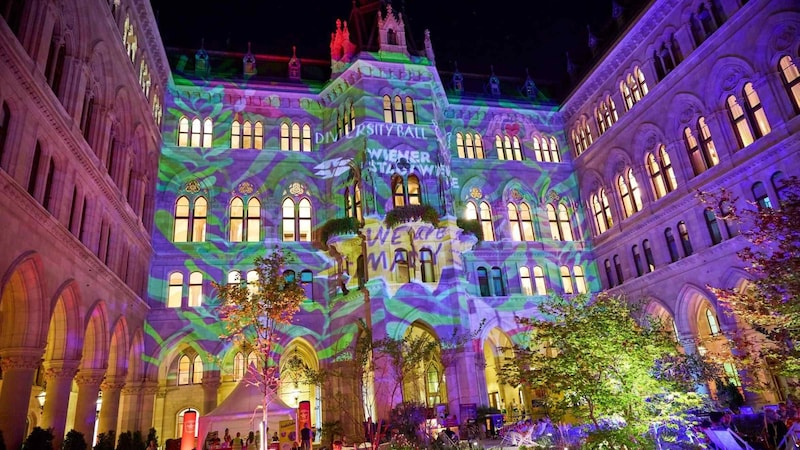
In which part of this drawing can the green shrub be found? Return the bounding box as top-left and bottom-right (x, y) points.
(456, 218), (482, 241)
(319, 217), (360, 245)
(23, 427), (54, 450)
(384, 204), (440, 228)
(94, 431), (115, 450)
(63, 430), (87, 450)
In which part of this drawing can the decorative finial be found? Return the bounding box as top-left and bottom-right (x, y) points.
(292, 45), (297, 58)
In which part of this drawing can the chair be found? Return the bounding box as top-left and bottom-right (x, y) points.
(704, 428), (755, 450)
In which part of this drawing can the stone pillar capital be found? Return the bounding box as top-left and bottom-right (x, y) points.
(44, 360), (81, 381)
(101, 376), (127, 391)
(0, 348), (44, 370)
(75, 369), (106, 387)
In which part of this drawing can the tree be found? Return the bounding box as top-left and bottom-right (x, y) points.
(94, 432), (116, 450)
(213, 248), (307, 450)
(700, 177), (800, 382)
(503, 294), (711, 443)
(63, 430), (88, 450)
(23, 427), (53, 450)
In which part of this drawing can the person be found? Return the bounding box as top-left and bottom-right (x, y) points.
(224, 429), (232, 447)
(766, 409), (788, 450)
(301, 423), (312, 450)
(232, 432), (244, 450)
(247, 432), (256, 450)
(148, 440), (158, 450)
(272, 432), (280, 443)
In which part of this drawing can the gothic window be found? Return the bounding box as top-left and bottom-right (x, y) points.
(719, 200), (738, 237)
(420, 248), (435, 282)
(533, 266), (547, 295)
(45, 34), (66, 98)
(392, 175), (421, 207)
(178, 117), (189, 146)
(405, 97), (416, 124)
(705, 308), (720, 336)
(1, 0), (24, 35)
(167, 272), (183, 308)
(613, 255), (624, 284)
(202, 119), (213, 148)
(495, 134), (523, 161)
(621, 80), (634, 111)
(743, 83), (770, 138)
(188, 271), (203, 307)
(456, 132), (484, 159)
(280, 121), (312, 151)
(282, 198), (312, 242)
(507, 202), (535, 241)
(245, 270), (258, 297)
(647, 146), (678, 199)
(383, 95), (392, 122)
(779, 55), (800, 114)
(490, 267), (506, 296)
(349, 101), (357, 130)
(479, 201), (495, 241)
(394, 249), (410, 283)
(383, 95), (416, 124)
(665, 228), (680, 262)
(192, 355), (204, 384)
(560, 266), (574, 294)
(231, 120), (264, 149)
(771, 171), (787, 202)
(123, 14), (137, 61)
(178, 355), (191, 385)
(519, 266), (533, 295)
(643, 239), (655, 272)
(727, 94), (754, 148)
(344, 183), (363, 222)
(618, 169), (642, 218)
(386, 28), (397, 45)
(548, 204), (574, 241)
(574, 266), (587, 294)
(704, 208), (722, 245)
(592, 190), (613, 233)
(229, 197), (261, 242)
(173, 196), (207, 242)
(654, 35), (680, 80)
(233, 352), (245, 381)
(752, 181), (772, 209)
(632, 245), (643, 277)
(678, 221), (693, 256)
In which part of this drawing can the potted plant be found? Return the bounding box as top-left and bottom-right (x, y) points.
(456, 218), (483, 241)
(384, 204), (440, 228)
(319, 217), (360, 247)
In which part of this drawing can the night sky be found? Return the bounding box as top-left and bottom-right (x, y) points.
(151, 0), (647, 85)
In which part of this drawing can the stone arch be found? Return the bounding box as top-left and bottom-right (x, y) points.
(0, 252), (48, 349)
(605, 147), (635, 181)
(153, 331), (209, 382)
(483, 327), (516, 412)
(754, 8), (800, 73)
(675, 283), (722, 337)
(632, 122), (668, 165)
(705, 56), (757, 107)
(127, 328), (146, 381)
(106, 316), (129, 379)
(86, 39), (115, 105)
(80, 300), (110, 371)
(43, 280), (83, 361)
(668, 92), (708, 138)
(278, 338), (320, 410)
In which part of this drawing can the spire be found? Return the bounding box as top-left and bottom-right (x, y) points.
(522, 68), (538, 99)
(587, 25), (599, 56)
(195, 38), (209, 77)
(452, 61), (463, 93)
(288, 45), (301, 80)
(424, 29), (435, 64)
(243, 41), (256, 77)
(489, 65), (500, 96)
(378, 2), (409, 57)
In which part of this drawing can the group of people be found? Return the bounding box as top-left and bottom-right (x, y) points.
(213, 429), (258, 450)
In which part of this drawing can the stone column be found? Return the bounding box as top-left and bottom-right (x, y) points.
(42, 360), (81, 448)
(137, 381), (160, 433)
(202, 372), (221, 414)
(0, 348), (44, 450)
(73, 369), (106, 441)
(117, 381), (142, 433)
(98, 377), (126, 436)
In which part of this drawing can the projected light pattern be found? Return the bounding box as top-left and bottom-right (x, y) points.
(146, 40), (598, 428)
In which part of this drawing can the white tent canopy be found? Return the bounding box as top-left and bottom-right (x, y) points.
(198, 370), (295, 449)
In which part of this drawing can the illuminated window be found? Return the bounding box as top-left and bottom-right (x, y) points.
(123, 14), (137, 61)
(687, 117), (719, 175)
(477, 267), (490, 296)
(752, 181), (772, 209)
(507, 202), (535, 241)
(282, 198), (312, 242)
(560, 266), (573, 294)
(392, 175), (422, 208)
(280, 121), (312, 151)
(188, 271), (202, 307)
(743, 83), (770, 138)
(230, 197), (244, 242)
(349, 101), (356, 131)
(678, 221), (693, 256)
(593, 189), (613, 233)
(173, 196), (207, 242)
(383, 95), (392, 122)
(344, 183), (363, 222)
(167, 272), (183, 308)
(178, 117), (190, 146)
(405, 97), (416, 124)
(202, 119), (213, 148)
(178, 355), (190, 385)
(383, 95), (415, 124)
(618, 170), (642, 218)
(495, 134), (523, 161)
(280, 122), (289, 150)
(519, 266), (533, 295)
(490, 267), (505, 296)
(456, 132), (484, 159)
(231, 120), (241, 149)
(665, 228), (679, 262)
(647, 146), (678, 199)
(574, 266), (587, 294)
(705, 308), (720, 335)
(233, 352), (245, 381)
(533, 266), (547, 295)
(549, 203), (574, 241)
(420, 248), (435, 282)
(620, 67), (647, 110)
(231, 120), (263, 149)
(780, 55), (800, 114)
(246, 270), (258, 297)
(532, 135), (561, 162)
(192, 355), (203, 384)
(727, 95), (754, 148)
(621, 80), (634, 111)
(394, 249), (410, 283)
(704, 209), (722, 245)
(723, 362), (741, 387)
(479, 201), (495, 241)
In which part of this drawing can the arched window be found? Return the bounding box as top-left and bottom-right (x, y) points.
(280, 122), (290, 150)
(228, 270), (242, 286)
(533, 266), (547, 295)
(648, 146), (677, 199)
(490, 266), (505, 296)
(407, 175), (421, 205)
(280, 122), (312, 151)
(547, 204), (560, 239)
(618, 172), (641, 218)
(548, 136), (560, 162)
(643, 239), (655, 272)
(178, 355), (191, 385)
(456, 132), (465, 158)
(383, 95), (392, 122)
(188, 271), (203, 307)
(727, 94), (754, 148)
(621, 80), (634, 111)
(420, 248), (435, 282)
(678, 221), (693, 256)
(192, 355), (204, 384)
(456, 132), (484, 159)
(465, 201), (478, 221)
(550, 203), (574, 241)
(230, 197), (244, 242)
(635, 67), (648, 97)
(752, 181), (772, 209)
(560, 266), (573, 294)
(173, 196), (207, 242)
(779, 55), (800, 114)
(704, 208), (722, 245)
(477, 267), (490, 296)
(517, 203), (535, 241)
(291, 123), (301, 150)
(241, 121), (252, 148)
(519, 266), (533, 295)
(771, 171), (787, 202)
(189, 118), (202, 147)
(178, 117), (190, 146)
(302, 124), (312, 150)
(202, 119), (213, 148)
(192, 197), (207, 242)
(393, 96), (403, 123)
(604, 259), (615, 288)
(246, 270), (258, 297)
(392, 175), (406, 207)
(247, 352), (258, 371)
(231, 120), (241, 149)
(405, 97), (416, 124)
(254, 122), (263, 149)
(632, 244), (643, 277)
(167, 272), (183, 308)
(394, 249), (410, 283)
(574, 266), (587, 294)
(246, 198), (261, 242)
(614, 255), (624, 284)
(233, 352), (245, 381)
(688, 117), (719, 175)
(705, 308), (720, 336)
(665, 228), (679, 262)
(479, 201), (495, 241)
(495, 134), (524, 161)
(282, 198), (313, 242)
(743, 83), (770, 138)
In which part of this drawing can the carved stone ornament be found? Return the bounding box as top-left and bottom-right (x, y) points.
(238, 181), (254, 195)
(185, 179), (201, 193)
(679, 103), (697, 124)
(615, 158), (627, 174)
(470, 187), (483, 199)
(645, 133), (657, 152)
(547, 190), (561, 202)
(772, 24), (798, 51)
(721, 64), (745, 92)
(510, 189), (523, 201)
(289, 182), (305, 196)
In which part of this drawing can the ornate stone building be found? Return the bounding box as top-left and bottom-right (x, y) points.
(0, 0), (798, 447)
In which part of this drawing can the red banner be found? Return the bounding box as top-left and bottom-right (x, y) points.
(180, 410), (197, 450)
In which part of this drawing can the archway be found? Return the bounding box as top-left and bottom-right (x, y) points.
(401, 323), (446, 409)
(482, 328), (519, 416)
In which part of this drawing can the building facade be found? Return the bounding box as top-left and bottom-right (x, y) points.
(1, 0), (799, 446)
